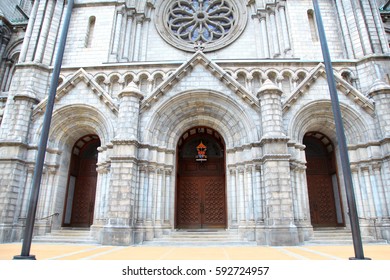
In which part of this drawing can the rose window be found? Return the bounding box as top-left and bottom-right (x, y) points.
(168, 0), (234, 44)
(155, 0), (247, 52)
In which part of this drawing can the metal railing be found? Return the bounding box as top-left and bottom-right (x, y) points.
(38, 212), (60, 232)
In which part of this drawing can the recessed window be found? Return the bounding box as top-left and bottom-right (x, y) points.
(85, 16), (96, 48)
(307, 10), (318, 42)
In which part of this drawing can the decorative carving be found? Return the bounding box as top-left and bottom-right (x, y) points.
(155, 0), (247, 52)
(168, 0), (234, 44)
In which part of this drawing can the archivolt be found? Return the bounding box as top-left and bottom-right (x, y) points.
(42, 104), (114, 149)
(289, 100), (370, 145)
(142, 90), (258, 149)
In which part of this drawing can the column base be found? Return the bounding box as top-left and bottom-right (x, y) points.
(102, 226), (133, 245)
(265, 225), (300, 246)
(0, 224), (14, 243)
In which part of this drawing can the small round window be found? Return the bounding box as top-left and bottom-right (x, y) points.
(155, 0), (247, 52)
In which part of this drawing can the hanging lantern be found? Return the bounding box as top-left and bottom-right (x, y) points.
(196, 141), (207, 162)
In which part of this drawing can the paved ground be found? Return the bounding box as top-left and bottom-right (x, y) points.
(1, 243), (389, 260)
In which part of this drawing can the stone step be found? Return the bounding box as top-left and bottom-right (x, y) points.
(305, 228), (388, 245)
(32, 229), (99, 244)
(305, 239), (388, 245)
(142, 240), (257, 247)
(141, 230), (257, 247)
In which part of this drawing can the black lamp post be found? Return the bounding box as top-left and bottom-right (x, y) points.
(312, 0), (370, 260)
(13, 0), (74, 260)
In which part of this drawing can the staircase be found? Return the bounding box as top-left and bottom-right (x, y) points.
(32, 228), (99, 244)
(305, 227), (388, 245)
(141, 229), (257, 247)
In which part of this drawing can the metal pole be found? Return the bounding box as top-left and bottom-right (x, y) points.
(13, 0), (74, 260)
(312, 0), (369, 260)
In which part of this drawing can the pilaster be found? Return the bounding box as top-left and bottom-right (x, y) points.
(257, 79), (299, 246)
(102, 82), (143, 245)
(369, 80), (390, 140)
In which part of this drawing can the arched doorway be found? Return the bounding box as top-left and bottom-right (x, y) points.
(176, 127), (227, 229)
(63, 135), (100, 227)
(304, 132), (344, 227)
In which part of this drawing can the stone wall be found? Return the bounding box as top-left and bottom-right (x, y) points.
(0, 0), (389, 245)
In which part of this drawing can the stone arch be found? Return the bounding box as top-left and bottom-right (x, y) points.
(265, 69), (278, 83)
(289, 100), (369, 145)
(236, 71), (247, 88)
(45, 104), (114, 149)
(137, 72), (150, 93)
(32, 105), (114, 230)
(295, 70), (308, 87)
(281, 70), (294, 94)
(1, 39), (23, 92)
(340, 69), (357, 87)
(124, 73), (135, 85)
(143, 90), (258, 150)
(151, 71), (165, 90)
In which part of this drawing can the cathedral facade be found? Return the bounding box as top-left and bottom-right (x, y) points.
(0, 0), (390, 246)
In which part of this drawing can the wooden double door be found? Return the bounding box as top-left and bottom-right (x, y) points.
(176, 128), (227, 229)
(177, 165), (226, 229)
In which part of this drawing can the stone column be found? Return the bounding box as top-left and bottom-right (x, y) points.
(0, 90), (39, 242)
(257, 79), (298, 246)
(277, 2), (291, 55)
(122, 12), (134, 60)
(110, 6), (125, 61)
(132, 16), (144, 61)
(368, 80), (390, 240)
(33, 0), (56, 63)
(369, 80), (390, 139)
(259, 14), (270, 58)
(164, 168), (173, 228)
(229, 167), (238, 227)
(102, 82), (143, 245)
(268, 9), (280, 57)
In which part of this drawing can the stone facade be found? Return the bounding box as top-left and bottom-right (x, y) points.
(0, 0), (390, 246)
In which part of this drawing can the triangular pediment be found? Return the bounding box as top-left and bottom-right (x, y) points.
(141, 51), (259, 111)
(32, 68), (119, 117)
(283, 63), (374, 115)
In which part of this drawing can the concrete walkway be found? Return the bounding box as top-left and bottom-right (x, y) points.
(1, 243), (389, 260)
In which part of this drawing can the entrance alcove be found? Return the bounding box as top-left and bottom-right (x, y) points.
(63, 135), (101, 228)
(175, 127), (227, 229)
(303, 132), (345, 228)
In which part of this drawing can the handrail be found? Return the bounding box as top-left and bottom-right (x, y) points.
(38, 212), (59, 221)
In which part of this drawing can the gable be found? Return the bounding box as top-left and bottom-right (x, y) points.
(32, 68), (119, 118)
(282, 63), (375, 116)
(140, 51), (259, 112)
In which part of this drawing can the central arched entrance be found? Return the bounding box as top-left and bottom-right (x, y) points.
(176, 127), (227, 229)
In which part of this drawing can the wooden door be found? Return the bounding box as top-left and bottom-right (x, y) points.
(177, 174), (226, 228)
(63, 135), (100, 228)
(304, 134), (340, 227)
(306, 171), (338, 226)
(176, 127), (226, 229)
(70, 158), (97, 227)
